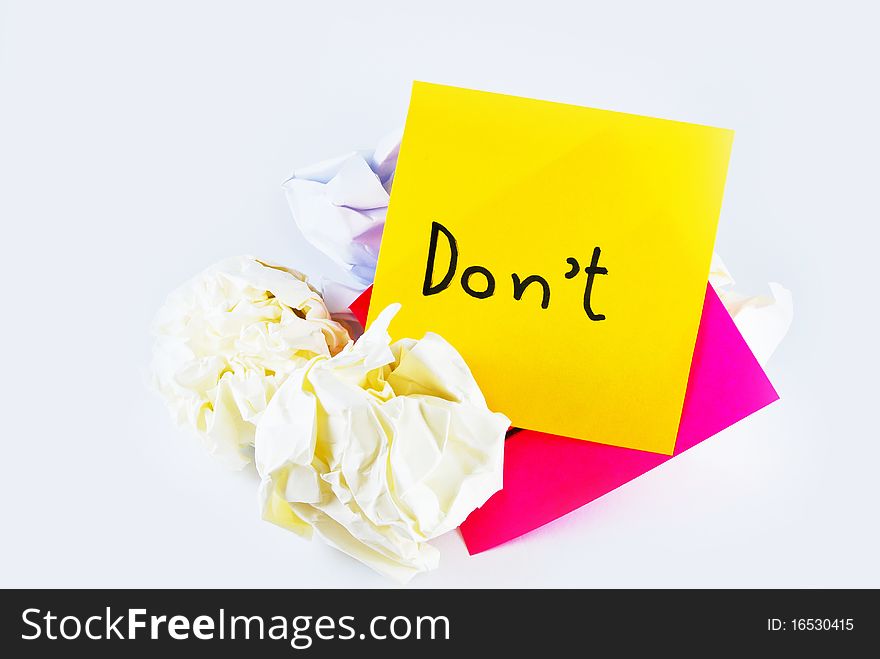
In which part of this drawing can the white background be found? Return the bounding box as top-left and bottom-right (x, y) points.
(2, 0), (878, 588)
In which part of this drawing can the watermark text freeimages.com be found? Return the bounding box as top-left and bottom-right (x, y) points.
(21, 607), (450, 649)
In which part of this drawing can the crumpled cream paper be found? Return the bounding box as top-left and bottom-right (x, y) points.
(282, 129), (402, 293)
(152, 256), (351, 468)
(709, 254), (793, 366)
(255, 303), (510, 582)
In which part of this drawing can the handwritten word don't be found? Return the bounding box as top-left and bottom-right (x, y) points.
(422, 221), (609, 320)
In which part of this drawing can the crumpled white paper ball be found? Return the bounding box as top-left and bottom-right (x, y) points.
(255, 303), (510, 582)
(152, 256), (351, 469)
(282, 129), (401, 290)
(709, 254), (793, 366)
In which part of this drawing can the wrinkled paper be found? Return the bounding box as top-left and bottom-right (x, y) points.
(283, 130), (402, 299)
(709, 254), (793, 366)
(255, 304), (509, 582)
(152, 256), (350, 468)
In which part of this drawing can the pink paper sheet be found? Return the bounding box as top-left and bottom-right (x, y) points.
(349, 283), (778, 554)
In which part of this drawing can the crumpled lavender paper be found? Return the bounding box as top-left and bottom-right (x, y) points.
(283, 129), (402, 303)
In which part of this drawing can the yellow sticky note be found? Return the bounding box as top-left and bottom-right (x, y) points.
(368, 82), (734, 455)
